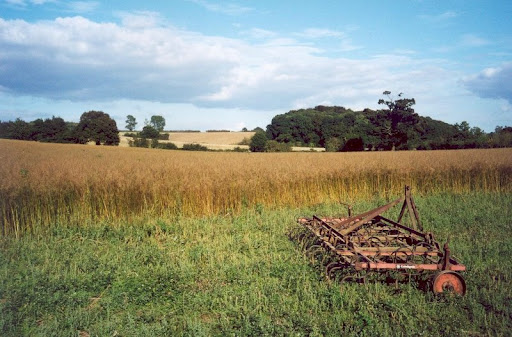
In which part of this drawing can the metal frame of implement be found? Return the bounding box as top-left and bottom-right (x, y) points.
(297, 186), (467, 295)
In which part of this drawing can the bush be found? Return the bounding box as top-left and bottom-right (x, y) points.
(151, 138), (159, 148)
(341, 138), (364, 152)
(249, 131), (268, 152)
(264, 140), (291, 152)
(238, 137), (251, 146)
(124, 132), (138, 138)
(159, 142), (178, 150)
(158, 133), (170, 140)
(140, 126), (159, 139)
(182, 143), (208, 151)
(325, 137), (342, 152)
(129, 137), (149, 148)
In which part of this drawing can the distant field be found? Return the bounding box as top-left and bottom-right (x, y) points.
(118, 132), (326, 151)
(119, 131), (255, 150)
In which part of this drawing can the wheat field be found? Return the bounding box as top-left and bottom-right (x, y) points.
(119, 131), (255, 149)
(1, 139), (511, 235)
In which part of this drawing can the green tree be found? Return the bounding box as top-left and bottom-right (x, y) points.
(492, 126), (512, 148)
(265, 140), (292, 152)
(140, 125), (160, 139)
(341, 137), (364, 152)
(250, 131), (268, 152)
(377, 91), (419, 150)
(325, 137), (342, 152)
(150, 115), (166, 132)
(75, 111), (120, 146)
(125, 115), (137, 131)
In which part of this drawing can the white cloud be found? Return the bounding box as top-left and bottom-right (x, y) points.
(31, 0), (56, 4)
(460, 34), (490, 47)
(297, 28), (344, 39)
(187, 0), (253, 16)
(241, 28), (277, 40)
(462, 63), (512, 103)
(117, 11), (163, 28)
(66, 1), (99, 13)
(419, 11), (458, 22)
(5, 0), (27, 6)
(0, 15), (460, 113)
(4, 0), (98, 12)
(1, 14), (507, 132)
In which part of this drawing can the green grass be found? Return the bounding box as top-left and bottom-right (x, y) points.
(1, 193), (511, 336)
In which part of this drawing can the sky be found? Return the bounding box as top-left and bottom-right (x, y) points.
(0, 0), (511, 131)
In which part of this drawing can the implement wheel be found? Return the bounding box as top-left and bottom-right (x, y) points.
(432, 271), (466, 295)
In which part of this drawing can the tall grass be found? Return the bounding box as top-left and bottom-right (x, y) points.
(1, 139), (511, 235)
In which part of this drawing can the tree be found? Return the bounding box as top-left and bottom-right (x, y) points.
(377, 91), (419, 150)
(341, 137), (364, 152)
(250, 130), (268, 152)
(125, 115), (137, 131)
(75, 111), (120, 146)
(325, 137), (342, 152)
(150, 115), (166, 132)
(265, 140), (291, 152)
(140, 125), (159, 139)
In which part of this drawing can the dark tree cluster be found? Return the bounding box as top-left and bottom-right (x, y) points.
(265, 92), (512, 151)
(75, 111), (120, 145)
(0, 117), (76, 143)
(0, 111), (120, 146)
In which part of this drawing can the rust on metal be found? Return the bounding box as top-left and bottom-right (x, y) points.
(296, 186), (466, 295)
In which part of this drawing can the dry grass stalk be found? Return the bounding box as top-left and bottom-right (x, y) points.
(1, 139), (511, 235)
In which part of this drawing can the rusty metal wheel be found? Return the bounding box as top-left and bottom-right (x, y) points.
(432, 271), (466, 295)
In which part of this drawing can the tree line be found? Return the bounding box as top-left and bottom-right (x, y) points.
(261, 91), (512, 151)
(0, 112), (170, 147)
(2, 93), (512, 152)
(0, 111), (120, 145)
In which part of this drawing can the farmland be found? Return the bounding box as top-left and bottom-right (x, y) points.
(119, 131), (255, 150)
(1, 140), (511, 235)
(1, 139), (512, 336)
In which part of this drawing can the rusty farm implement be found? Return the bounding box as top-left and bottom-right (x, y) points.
(294, 186), (466, 295)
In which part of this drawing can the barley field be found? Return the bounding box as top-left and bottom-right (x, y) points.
(1, 139), (511, 235)
(1, 139), (512, 336)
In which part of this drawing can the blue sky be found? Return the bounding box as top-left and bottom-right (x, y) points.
(1, 0), (511, 131)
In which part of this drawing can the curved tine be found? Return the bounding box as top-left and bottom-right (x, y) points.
(392, 246), (414, 263)
(367, 236), (384, 248)
(300, 234), (318, 250)
(326, 262), (344, 281)
(306, 244), (325, 264)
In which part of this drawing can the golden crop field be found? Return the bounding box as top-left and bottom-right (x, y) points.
(119, 131), (255, 150)
(1, 139), (511, 236)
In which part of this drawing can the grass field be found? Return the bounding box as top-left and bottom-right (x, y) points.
(1, 139), (511, 335)
(1, 193), (511, 336)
